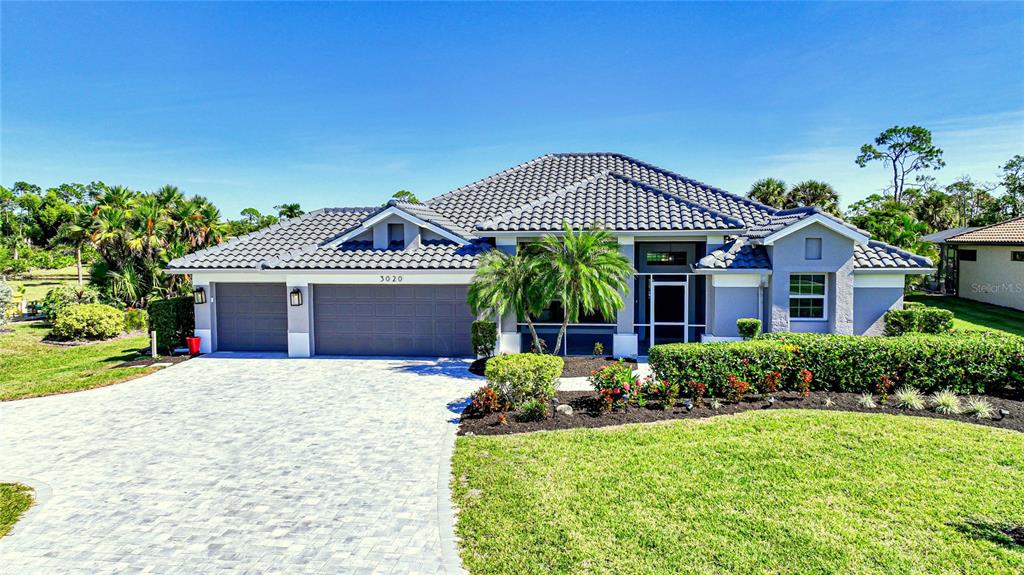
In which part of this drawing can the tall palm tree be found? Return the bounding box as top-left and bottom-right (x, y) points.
(54, 205), (93, 285)
(154, 184), (183, 206)
(127, 195), (166, 258)
(787, 180), (841, 216)
(914, 190), (955, 232)
(747, 178), (788, 208)
(467, 249), (546, 352)
(275, 203), (304, 219)
(533, 222), (634, 355)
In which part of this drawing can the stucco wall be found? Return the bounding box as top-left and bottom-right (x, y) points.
(854, 287), (903, 335)
(769, 224), (855, 334)
(957, 245), (1024, 311)
(710, 286), (760, 337)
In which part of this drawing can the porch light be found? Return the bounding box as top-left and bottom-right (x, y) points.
(290, 288), (303, 307)
(193, 287), (207, 305)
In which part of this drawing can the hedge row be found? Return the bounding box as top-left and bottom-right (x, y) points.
(649, 331), (1024, 397)
(147, 296), (194, 353)
(883, 307), (954, 336)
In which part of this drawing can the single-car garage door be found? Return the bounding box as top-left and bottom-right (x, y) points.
(215, 283), (288, 352)
(313, 284), (473, 356)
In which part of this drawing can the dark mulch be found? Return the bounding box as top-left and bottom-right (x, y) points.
(115, 354), (193, 368)
(468, 355), (637, 378)
(459, 390), (1024, 436)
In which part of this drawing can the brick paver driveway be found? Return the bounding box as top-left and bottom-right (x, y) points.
(0, 355), (481, 574)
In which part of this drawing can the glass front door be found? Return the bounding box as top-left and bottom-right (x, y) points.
(651, 282), (687, 345)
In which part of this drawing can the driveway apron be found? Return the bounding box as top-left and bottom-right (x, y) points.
(0, 356), (480, 574)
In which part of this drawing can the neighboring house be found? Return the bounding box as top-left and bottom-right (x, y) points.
(168, 153), (933, 357)
(926, 217), (1024, 311)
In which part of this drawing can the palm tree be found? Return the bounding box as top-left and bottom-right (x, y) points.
(747, 178), (788, 208)
(533, 222), (634, 355)
(467, 249), (546, 352)
(914, 190), (955, 232)
(787, 180), (841, 216)
(275, 203), (304, 219)
(54, 205), (93, 285)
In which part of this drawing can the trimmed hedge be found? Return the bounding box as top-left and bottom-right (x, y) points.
(147, 296), (194, 353)
(51, 303), (125, 340)
(736, 318), (762, 340)
(649, 331), (1024, 397)
(40, 284), (100, 322)
(471, 320), (498, 357)
(485, 353), (563, 408)
(884, 307), (954, 336)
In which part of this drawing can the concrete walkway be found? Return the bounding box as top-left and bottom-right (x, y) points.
(0, 356), (481, 574)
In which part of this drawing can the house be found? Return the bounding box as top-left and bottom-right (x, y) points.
(925, 217), (1024, 311)
(167, 153), (934, 357)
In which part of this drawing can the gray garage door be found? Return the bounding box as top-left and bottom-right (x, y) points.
(313, 284), (473, 356)
(215, 283), (288, 352)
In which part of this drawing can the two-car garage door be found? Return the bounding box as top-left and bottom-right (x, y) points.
(214, 282), (474, 356)
(313, 284), (473, 356)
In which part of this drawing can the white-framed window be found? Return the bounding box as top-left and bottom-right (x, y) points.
(789, 273), (827, 320)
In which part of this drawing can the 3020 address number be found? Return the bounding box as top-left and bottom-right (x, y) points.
(379, 275), (404, 283)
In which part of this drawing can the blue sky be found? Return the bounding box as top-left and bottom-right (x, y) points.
(2, 2), (1022, 218)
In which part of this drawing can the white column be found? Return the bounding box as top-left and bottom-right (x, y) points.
(193, 281), (214, 353)
(287, 281), (312, 357)
(494, 236), (522, 354)
(613, 236), (638, 358)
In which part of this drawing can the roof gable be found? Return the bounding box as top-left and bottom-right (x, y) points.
(748, 207), (870, 246)
(327, 200), (473, 246)
(946, 216), (1024, 245)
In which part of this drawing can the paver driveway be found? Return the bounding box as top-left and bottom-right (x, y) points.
(0, 355), (482, 574)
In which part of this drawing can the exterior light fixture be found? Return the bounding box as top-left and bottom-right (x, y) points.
(998, 409), (1010, 421)
(682, 399), (693, 412)
(193, 287), (207, 305)
(289, 288), (303, 307)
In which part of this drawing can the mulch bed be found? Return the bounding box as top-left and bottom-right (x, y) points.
(115, 354), (193, 368)
(468, 355), (637, 378)
(459, 390), (1024, 436)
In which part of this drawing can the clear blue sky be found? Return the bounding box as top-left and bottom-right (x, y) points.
(2, 2), (1022, 218)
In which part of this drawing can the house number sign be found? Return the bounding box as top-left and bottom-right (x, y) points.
(379, 274), (404, 283)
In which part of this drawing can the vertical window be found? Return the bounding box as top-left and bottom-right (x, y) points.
(388, 223), (404, 248)
(789, 274), (826, 320)
(1011, 251), (1024, 262)
(804, 238), (822, 260)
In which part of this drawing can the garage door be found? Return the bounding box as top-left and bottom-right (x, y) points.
(215, 283), (288, 352)
(313, 284), (473, 356)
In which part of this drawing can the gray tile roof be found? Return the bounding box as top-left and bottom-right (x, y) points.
(263, 239), (491, 270)
(921, 226), (980, 244)
(854, 241), (933, 269)
(475, 171), (744, 232)
(387, 200), (475, 240)
(695, 238), (771, 270)
(746, 206), (869, 242)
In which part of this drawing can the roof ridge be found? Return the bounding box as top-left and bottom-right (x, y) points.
(947, 215), (1024, 241)
(169, 208), (331, 267)
(606, 171), (747, 228)
(473, 171), (610, 230)
(427, 153), (554, 206)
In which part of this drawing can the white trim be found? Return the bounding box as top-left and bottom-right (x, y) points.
(852, 267), (936, 274)
(190, 270), (476, 285)
(760, 214), (870, 246)
(618, 235), (635, 246)
(788, 272), (828, 321)
(495, 236), (517, 247)
(287, 332), (311, 358)
(853, 274), (906, 288)
(710, 273), (761, 288)
(327, 206), (468, 246)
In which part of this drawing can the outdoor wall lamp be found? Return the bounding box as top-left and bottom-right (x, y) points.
(290, 288), (303, 307)
(193, 287), (207, 305)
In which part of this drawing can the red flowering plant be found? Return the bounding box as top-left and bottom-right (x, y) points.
(589, 360), (639, 410)
(687, 380), (707, 407)
(762, 370), (782, 395)
(725, 375), (750, 402)
(642, 376), (679, 409)
(798, 369), (813, 398)
(469, 386), (507, 415)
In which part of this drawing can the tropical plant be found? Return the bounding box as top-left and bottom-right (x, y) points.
(965, 397), (994, 420)
(747, 178), (788, 208)
(274, 203), (304, 219)
(893, 386), (926, 410)
(53, 205), (93, 285)
(532, 222), (634, 355)
(467, 249), (547, 353)
(856, 125), (946, 203)
(857, 394), (877, 409)
(787, 180), (841, 216)
(931, 390), (962, 415)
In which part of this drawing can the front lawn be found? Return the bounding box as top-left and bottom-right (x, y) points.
(0, 321), (156, 400)
(905, 293), (1024, 337)
(0, 483), (34, 538)
(453, 410), (1024, 575)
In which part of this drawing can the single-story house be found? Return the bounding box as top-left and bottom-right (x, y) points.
(925, 217), (1024, 311)
(168, 153), (934, 357)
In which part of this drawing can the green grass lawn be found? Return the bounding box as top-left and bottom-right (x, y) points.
(6, 266), (81, 303)
(0, 321), (156, 401)
(0, 483), (34, 538)
(905, 293), (1024, 337)
(453, 411), (1024, 575)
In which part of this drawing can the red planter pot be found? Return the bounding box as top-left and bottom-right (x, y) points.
(186, 336), (202, 356)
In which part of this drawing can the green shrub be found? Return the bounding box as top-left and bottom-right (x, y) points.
(965, 396), (994, 420)
(485, 353), (563, 408)
(736, 318), (762, 340)
(50, 303), (125, 340)
(471, 320), (498, 357)
(123, 308), (149, 332)
(40, 284), (100, 322)
(0, 281), (12, 328)
(516, 398), (549, 422)
(893, 386), (926, 410)
(147, 296), (195, 353)
(903, 301), (923, 309)
(650, 331), (1024, 396)
(884, 307), (953, 335)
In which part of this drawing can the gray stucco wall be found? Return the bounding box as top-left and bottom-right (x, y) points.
(769, 224), (856, 334)
(616, 241), (635, 334)
(710, 286), (760, 337)
(854, 287), (903, 335)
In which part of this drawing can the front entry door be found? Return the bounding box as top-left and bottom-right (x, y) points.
(651, 282), (688, 345)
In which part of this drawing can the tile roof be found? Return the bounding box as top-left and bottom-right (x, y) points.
(921, 226), (980, 244)
(854, 241), (933, 269)
(262, 239), (491, 270)
(695, 238), (771, 270)
(746, 206), (868, 242)
(475, 171), (744, 232)
(945, 216), (1024, 245)
(387, 200), (476, 240)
